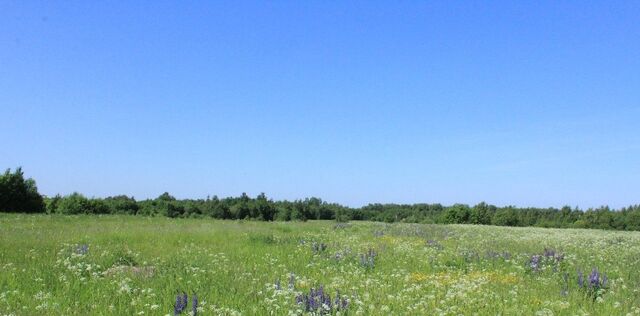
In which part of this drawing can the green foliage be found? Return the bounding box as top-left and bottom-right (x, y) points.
(3, 166), (640, 231)
(52, 193), (110, 214)
(442, 204), (472, 224)
(103, 195), (138, 215)
(0, 167), (45, 213)
(470, 202), (493, 224)
(492, 207), (520, 226)
(334, 208), (351, 223)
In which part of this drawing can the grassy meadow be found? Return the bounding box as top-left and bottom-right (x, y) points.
(1, 214), (639, 315)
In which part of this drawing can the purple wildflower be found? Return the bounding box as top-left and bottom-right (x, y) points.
(577, 267), (608, 299)
(561, 272), (569, 296)
(288, 274), (295, 290)
(312, 242), (327, 254)
(174, 292), (188, 315)
(543, 248), (555, 257)
(577, 271), (584, 288)
(588, 268), (600, 288)
(75, 244), (89, 255)
(296, 285), (348, 313)
(275, 279), (281, 291)
(359, 249), (376, 269)
(529, 255), (542, 271)
(192, 294), (198, 316)
(586, 268), (607, 290)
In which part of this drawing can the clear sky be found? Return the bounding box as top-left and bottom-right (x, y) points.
(1, 1), (638, 208)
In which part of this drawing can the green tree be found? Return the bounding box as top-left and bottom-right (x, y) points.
(255, 193), (276, 221)
(335, 208), (351, 222)
(104, 195), (139, 214)
(442, 204), (471, 224)
(0, 167), (45, 213)
(55, 193), (90, 214)
(470, 202), (493, 225)
(492, 207), (520, 226)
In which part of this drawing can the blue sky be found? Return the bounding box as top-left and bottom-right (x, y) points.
(1, 1), (638, 208)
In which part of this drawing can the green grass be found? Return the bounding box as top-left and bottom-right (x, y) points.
(1, 214), (639, 315)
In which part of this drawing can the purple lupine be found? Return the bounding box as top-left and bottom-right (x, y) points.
(312, 242), (327, 254)
(359, 248), (377, 269)
(577, 267), (608, 299)
(543, 248), (555, 257)
(296, 285), (346, 313)
(174, 294), (182, 315)
(288, 274), (295, 290)
(588, 268), (600, 288)
(307, 293), (317, 311)
(174, 292), (188, 315)
(587, 268), (607, 290)
(561, 272), (569, 296)
(275, 279), (281, 291)
(333, 291), (349, 311)
(529, 255), (542, 271)
(75, 244), (89, 255)
(192, 294), (198, 316)
(577, 271), (584, 288)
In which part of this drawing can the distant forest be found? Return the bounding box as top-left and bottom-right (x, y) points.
(2, 167), (639, 231)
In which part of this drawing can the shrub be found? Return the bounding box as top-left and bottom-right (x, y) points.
(0, 167), (45, 213)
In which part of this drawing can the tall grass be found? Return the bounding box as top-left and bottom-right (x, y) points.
(1, 214), (638, 315)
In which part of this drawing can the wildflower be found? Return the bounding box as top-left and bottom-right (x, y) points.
(174, 292), (188, 315)
(192, 294), (198, 316)
(296, 285), (348, 313)
(75, 244), (89, 255)
(561, 272), (569, 296)
(275, 279), (281, 291)
(359, 248), (376, 269)
(587, 268), (607, 290)
(577, 268), (608, 299)
(312, 242), (327, 254)
(543, 248), (555, 257)
(288, 274), (295, 290)
(577, 271), (584, 288)
(529, 255), (541, 271)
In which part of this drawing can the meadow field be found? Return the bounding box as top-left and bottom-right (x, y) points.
(0, 214), (639, 315)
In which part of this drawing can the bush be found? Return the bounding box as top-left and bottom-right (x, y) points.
(52, 193), (109, 214)
(0, 167), (45, 213)
(104, 195), (139, 215)
(54, 193), (91, 214)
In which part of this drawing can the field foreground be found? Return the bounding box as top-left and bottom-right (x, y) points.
(1, 215), (639, 315)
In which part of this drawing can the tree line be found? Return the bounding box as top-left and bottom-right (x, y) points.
(1, 167), (639, 230)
